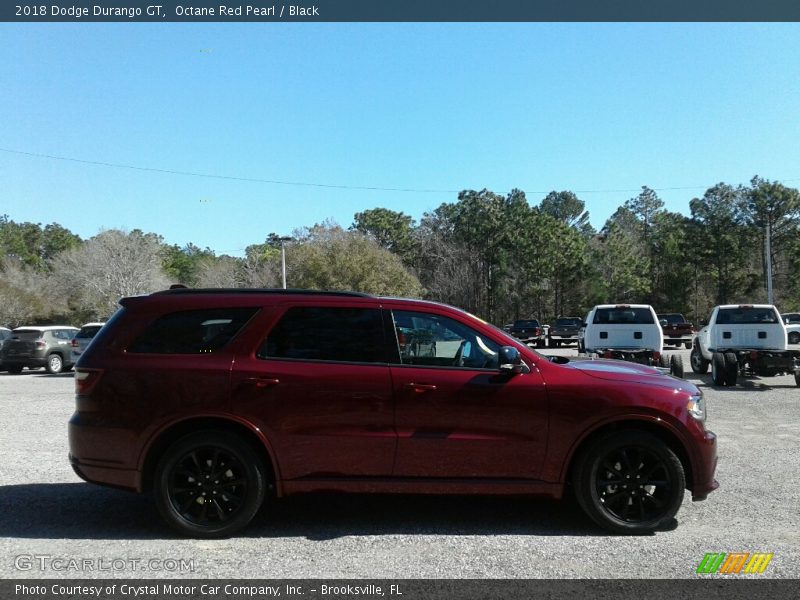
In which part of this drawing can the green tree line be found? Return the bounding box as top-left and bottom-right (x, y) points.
(2, 176), (799, 328)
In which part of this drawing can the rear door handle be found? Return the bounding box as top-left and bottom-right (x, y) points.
(247, 377), (280, 388)
(404, 383), (437, 393)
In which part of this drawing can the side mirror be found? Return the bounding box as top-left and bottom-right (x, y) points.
(499, 346), (524, 374)
(700, 319), (707, 327)
(582, 322), (588, 328)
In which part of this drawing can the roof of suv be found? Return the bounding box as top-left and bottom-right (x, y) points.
(151, 288), (371, 298)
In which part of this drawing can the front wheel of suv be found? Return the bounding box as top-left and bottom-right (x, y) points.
(573, 431), (685, 534)
(46, 354), (63, 374)
(154, 431), (267, 538)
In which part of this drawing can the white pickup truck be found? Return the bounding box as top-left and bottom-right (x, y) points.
(690, 304), (800, 387)
(581, 304), (684, 378)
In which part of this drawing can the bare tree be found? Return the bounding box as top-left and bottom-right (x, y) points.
(51, 229), (170, 319)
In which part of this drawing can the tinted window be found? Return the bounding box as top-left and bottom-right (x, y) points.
(716, 307), (779, 325)
(555, 318), (581, 327)
(657, 314), (685, 325)
(76, 326), (104, 339)
(512, 320), (540, 328)
(128, 308), (258, 354)
(259, 307), (386, 363)
(392, 310), (500, 370)
(593, 307), (655, 325)
(12, 330), (43, 341)
(783, 313), (800, 324)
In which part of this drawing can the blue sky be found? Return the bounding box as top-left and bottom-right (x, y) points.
(2, 23), (799, 256)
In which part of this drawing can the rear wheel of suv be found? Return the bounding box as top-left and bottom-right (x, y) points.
(690, 345), (709, 374)
(154, 431), (267, 538)
(573, 431), (685, 534)
(46, 353), (63, 374)
(711, 352), (726, 386)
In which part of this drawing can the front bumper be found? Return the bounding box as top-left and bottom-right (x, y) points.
(691, 430), (719, 501)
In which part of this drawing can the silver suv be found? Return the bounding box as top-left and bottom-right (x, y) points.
(1, 326), (79, 374)
(71, 322), (106, 362)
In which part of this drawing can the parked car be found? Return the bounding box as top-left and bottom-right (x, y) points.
(583, 304), (684, 378)
(508, 318), (546, 347)
(71, 322), (106, 363)
(692, 304), (800, 386)
(1, 325), (79, 374)
(547, 316), (582, 347)
(0, 327), (11, 370)
(70, 288), (717, 538)
(657, 313), (695, 349)
(783, 312), (800, 345)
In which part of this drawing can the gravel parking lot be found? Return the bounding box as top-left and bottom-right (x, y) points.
(1, 346), (799, 580)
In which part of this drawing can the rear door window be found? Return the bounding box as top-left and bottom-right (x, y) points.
(258, 306), (387, 364)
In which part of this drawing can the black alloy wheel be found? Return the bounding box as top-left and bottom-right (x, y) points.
(574, 431), (685, 534)
(154, 431), (267, 538)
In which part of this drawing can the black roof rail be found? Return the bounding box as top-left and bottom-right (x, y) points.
(152, 287), (372, 298)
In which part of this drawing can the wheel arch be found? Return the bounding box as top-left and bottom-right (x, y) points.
(139, 416), (280, 495)
(563, 419), (694, 495)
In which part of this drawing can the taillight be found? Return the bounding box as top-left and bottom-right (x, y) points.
(749, 351), (758, 360)
(71, 339), (79, 348)
(74, 369), (103, 395)
(653, 352), (661, 361)
(603, 351), (613, 359)
(35, 340), (46, 349)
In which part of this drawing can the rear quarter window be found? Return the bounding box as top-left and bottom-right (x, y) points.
(127, 308), (259, 354)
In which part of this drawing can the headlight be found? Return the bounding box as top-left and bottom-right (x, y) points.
(687, 392), (706, 422)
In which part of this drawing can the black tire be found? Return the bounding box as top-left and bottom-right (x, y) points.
(45, 353), (64, 374)
(711, 352), (726, 386)
(684, 342), (692, 350)
(670, 354), (685, 379)
(536, 339), (546, 348)
(8, 365), (23, 374)
(724, 352), (738, 387)
(690, 345), (709, 374)
(578, 340), (585, 354)
(154, 431), (267, 538)
(789, 332), (800, 345)
(659, 354), (670, 369)
(795, 371), (800, 387)
(573, 431), (685, 534)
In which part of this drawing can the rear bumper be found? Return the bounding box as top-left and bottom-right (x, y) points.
(69, 454), (140, 492)
(691, 430), (719, 501)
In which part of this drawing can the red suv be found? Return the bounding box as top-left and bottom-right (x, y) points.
(69, 289), (718, 538)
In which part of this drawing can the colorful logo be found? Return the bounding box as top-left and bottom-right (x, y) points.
(697, 552), (773, 574)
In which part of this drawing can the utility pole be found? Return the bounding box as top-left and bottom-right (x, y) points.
(279, 236), (293, 289)
(765, 220), (773, 304)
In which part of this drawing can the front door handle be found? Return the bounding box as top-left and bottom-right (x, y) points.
(404, 383), (437, 393)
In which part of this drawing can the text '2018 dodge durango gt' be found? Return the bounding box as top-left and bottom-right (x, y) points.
(69, 288), (718, 538)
